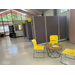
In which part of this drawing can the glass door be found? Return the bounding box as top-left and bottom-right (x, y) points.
(4, 25), (9, 35)
(0, 25), (4, 33)
(0, 25), (4, 37)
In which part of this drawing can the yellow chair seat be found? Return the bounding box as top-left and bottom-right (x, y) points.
(34, 45), (44, 50)
(62, 48), (75, 56)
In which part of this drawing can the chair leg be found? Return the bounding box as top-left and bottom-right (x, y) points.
(60, 54), (67, 65)
(33, 50), (35, 58)
(43, 47), (45, 58)
(74, 56), (75, 59)
(65, 54), (66, 57)
(33, 49), (45, 58)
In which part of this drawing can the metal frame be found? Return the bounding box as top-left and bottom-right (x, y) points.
(58, 16), (60, 40)
(60, 53), (75, 65)
(44, 16), (47, 43)
(46, 48), (62, 58)
(26, 20), (29, 41)
(33, 47), (45, 58)
(32, 16), (36, 40)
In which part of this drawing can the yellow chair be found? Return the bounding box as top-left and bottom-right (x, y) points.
(50, 35), (58, 43)
(31, 39), (45, 58)
(60, 48), (75, 65)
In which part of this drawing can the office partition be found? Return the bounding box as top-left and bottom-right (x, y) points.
(26, 20), (33, 41)
(32, 16), (67, 44)
(22, 23), (27, 38)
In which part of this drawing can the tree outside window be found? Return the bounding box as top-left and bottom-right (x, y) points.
(60, 9), (70, 13)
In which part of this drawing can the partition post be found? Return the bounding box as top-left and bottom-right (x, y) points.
(32, 16), (36, 40)
(58, 16), (60, 41)
(44, 16), (47, 43)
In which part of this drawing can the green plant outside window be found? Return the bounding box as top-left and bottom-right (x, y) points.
(2, 15), (8, 21)
(0, 17), (2, 21)
(0, 13), (26, 21)
(22, 17), (26, 20)
(12, 14), (18, 20)
(7, 13), (12, 21)
(17, 15), (21, 20)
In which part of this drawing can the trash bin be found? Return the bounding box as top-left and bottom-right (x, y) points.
(12, 33), (16, 38)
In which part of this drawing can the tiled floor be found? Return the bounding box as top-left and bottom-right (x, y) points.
(0, 36), (75, 65)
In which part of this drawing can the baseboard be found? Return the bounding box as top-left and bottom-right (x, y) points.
(37, 38), (68, 45)
(37, 42), (47, 45)
(58, 38), (67, 42)
(24, 37), (27, 39)
(16, 36), (23, 38)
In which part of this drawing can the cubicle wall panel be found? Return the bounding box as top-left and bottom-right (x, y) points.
(59, 16), (66, 39)
(31, 25), (35, 39)
(26, 20), (28, 39)
(28, 21), (33, 40)
(46, 16), (58, 42)
(34, 16), (46, 44)
(25, 25), (27, 37)
(22, 24), (27, 37)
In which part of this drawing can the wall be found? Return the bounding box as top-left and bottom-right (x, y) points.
(69, 9), (75, 44)
(25, 15), (32, 20)
(13, 20), (23, 37)
(57, 9), (70, 38)
(44, 9), (54, 16)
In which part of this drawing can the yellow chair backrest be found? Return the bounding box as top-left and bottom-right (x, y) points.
(31, 39), (37, 48)
(50, 35), (58, 43)
(74, 49), (75, 55)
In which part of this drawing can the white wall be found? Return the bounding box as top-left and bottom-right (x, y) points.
(44, 9), (54, 16)
(13, 20), (23, 37)
(57, 9), (70, 38)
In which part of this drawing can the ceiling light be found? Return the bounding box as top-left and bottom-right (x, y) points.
(22, 9), (27, 11)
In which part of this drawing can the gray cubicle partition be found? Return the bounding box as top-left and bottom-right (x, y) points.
(31, 25), (35, 39)
(32, 16), (67, 44)
(59, 16), (67, 40)
(46, 16), (58, 42)
(22, 23), (27, 38)
(26, 20), (33, 41)
(33, 16), (46, 44)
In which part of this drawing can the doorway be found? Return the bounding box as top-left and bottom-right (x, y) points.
(0, 25), (9, 37)
(4, 25), (9, 36)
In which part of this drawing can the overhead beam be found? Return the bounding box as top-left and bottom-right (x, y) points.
(14, 9), (38, 16)
(0, 9), (8, 13)
(31, 9), (42, 15)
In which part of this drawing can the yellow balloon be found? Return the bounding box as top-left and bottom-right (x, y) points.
(20, 24), (22, 26)
(22, 21), (26, 24)
(28, 18), (32, 22)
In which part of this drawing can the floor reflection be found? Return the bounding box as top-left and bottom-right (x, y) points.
(8, 47), (17, 54)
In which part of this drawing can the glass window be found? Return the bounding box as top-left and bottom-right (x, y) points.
(60, 9), (70, 13)
(0, 25), (4, 32)
(4, 25), (9, 32)
(0, 17), (2, 21)
(7, 13), (12, 21)
(2, 15), (8, 21)
(15, 24), (23, 31)
(60, 9), (68, 13)
(12, 14), (18, 20)
(22, 17), (26, 20)
(68, 9), (70, 10)
(17, 15), (21, 20)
